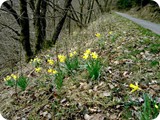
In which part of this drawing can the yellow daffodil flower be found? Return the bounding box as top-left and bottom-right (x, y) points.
(73, 51), (77, 55)
(47, 69), (53, 73)
(52, 70), (58, 74)
(47, 59), (54, 65)
(69, 53), (74, 58)
(95, 33), (101, 38)
(83, 53), (89, 60)
(58, 54), (66, 63)
(129, 83), (141, 93)
(33, 57), (41, 63)
(4, 75), (11, 81)
(47, 69), (58, 74)
(109, 31), (112, 35)
(85, 49), (91, 55)
(69, 51), (77, 58)
(11, 74), (17, 80)
(35, 67), (42, 73)
(91, 52), (98, 59)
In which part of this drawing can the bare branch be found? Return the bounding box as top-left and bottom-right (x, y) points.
(3, 2), (20, 25)
(0, 22), (20, 36)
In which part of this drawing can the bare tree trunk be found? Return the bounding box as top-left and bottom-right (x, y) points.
(53, 0), (56, 29)
(105, 0), (112, 13)
(41, 0), (47, 40)
(29, 0), (47, 54)
(29, 0), (35, 24)
(19, 0), (33, 61)
(85, 0), (91, 24)
(95, 0), (104, 13)
(68, 12), (71, 36)
(51, 0), (72, 44)
(29, 0), (35, 12)
(70, 5), (82, 28)
(35, 0), (42, 54)
(86, 0), (94, 24)
(104, 0), (109, 11)
(79, 0), (84, 24)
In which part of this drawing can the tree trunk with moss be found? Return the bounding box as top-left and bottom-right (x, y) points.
(19, 0), (33, 62)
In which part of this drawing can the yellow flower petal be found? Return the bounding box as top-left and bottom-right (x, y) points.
(85, 49), (91, 55)
(109, 31), (112, 35)
(95, 33), (101, 38)
(91, 52), (98, 59)
(47, 69), (53, 73)
(58, 54), (66, 63)
(47, 59), (54, 65)
(129, 83), (141, 93)
(129, 84), (136, 88)
(155, 104), (159, 109)
(52, 70), (58, 74)
(73, 51), (77, 55)
(69, 51), (77, 58)
(11, 74), (17, 80)
(83, 53), (89, 60)
(4, 75), (11, 81)
(69, 53), (74, 58)
(35, 67), (41, 73)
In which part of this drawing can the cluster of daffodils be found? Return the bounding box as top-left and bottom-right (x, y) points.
(4, 73), (29, 91)
(83, 49), (91, 60)
(30, 57), (42, 65)
(95, 32), (112, 38)
(91, 52), (98, 59)
(58, 54), (66, 63)
(29, 56), (58, 75)
(4, 74), (18, 81)
(82, 49), (101, 80)
(4, 74), (19, 87)
(35, 67), (42, 73)
(47, 59), (54, 65)
(47, 68), (58, 74)
(30, 57), (42, 73)
(82, 49), (98, 60)
(69, 51), (77, 58)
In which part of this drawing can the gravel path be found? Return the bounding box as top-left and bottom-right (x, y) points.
(115, 12), (160, 35)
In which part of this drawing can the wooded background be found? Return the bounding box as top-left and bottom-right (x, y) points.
(0, 0), (159, 77)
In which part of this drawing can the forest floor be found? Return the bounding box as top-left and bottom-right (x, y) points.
(0, 13), (160, 120)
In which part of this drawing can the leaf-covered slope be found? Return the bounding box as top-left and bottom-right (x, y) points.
(0, 13), (160, 120)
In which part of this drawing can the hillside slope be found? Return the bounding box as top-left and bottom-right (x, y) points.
(127, 4), (160, 23)
(0, 13), (160, 120)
